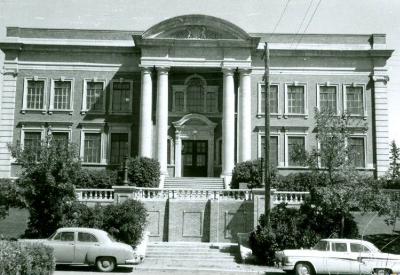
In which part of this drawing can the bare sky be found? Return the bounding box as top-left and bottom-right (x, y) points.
(1, 0), (399, 142)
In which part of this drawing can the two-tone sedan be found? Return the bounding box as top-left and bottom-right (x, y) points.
(276, 238), (400, 275)
(21, 227), (141, 272)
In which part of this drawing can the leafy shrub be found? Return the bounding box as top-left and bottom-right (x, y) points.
(231, 160), (263, 189)
(61, 200), (147, 246)
(272, 172), (326, 191)
(249, 222), (278, 265)
(127, 157), (160, 187)
(0, 178), (24, 220)
(0, 240), (55, 275)
(74, 169), (119, 189)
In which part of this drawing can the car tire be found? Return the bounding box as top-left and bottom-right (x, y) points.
(295, 262), (315, 275)
(96, 257), (116, 272)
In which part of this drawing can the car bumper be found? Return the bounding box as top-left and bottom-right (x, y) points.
(281, 264), (295, 271)
(125, 256), (141, 265)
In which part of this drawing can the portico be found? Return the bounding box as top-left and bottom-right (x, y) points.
(135, 15), (260, 186)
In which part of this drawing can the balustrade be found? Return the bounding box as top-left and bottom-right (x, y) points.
(76, 188), (114, 203)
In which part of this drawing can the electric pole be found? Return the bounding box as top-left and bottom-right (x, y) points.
(263, 42), (271, 229)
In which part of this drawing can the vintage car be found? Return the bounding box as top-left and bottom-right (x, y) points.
(275, 238), (400, 275)
(20, 227), (141, 272)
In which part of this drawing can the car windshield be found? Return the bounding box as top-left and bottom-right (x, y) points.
(48, 232), (57, 240)
(313, 240), (329, 251)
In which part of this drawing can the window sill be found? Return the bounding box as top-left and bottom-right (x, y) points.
(348, 114), (368, 120)
(21, 109), (47, 115)
(109, 111), (133, 115)
(256, 113), (282, 119)
(283, 114), (309, 119)
(80, 110), (106, 115)
(48, 109), (73, 115)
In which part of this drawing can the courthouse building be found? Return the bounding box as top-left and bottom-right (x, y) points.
(0, 14), (393, 186)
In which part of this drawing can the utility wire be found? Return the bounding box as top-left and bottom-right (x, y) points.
(271, 0), (292, 34)
(295, 0), (323, 49)
(290, 0), (315, 49)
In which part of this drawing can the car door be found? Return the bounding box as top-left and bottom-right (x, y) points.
(348, 242), (373, 274)
(50, 231), (75, 263)
(324, 241), (352, 274)
(74, 232), (100, 264)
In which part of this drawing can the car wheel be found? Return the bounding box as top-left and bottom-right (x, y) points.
(96, 257), (116, 272)
(295, 262), (315, 275)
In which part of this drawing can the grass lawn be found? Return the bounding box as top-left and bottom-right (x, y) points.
(0, 208), (29, 239)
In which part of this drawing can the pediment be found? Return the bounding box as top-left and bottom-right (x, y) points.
(142, 14), (250, 41)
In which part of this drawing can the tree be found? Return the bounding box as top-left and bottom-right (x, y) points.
(388, 140), (400, 182)
(9, 136), (81, 237)
(293, 109), (391, 237)
(126, 157), (160, 187)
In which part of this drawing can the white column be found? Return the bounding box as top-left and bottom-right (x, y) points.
(139, 67), (153, 158)
(372, 74), (390, 177)
(156, 67), (169, 186)
(238, 68), (252, 162)
(222, 68), (235, 186)
(174, 130), (182, 177)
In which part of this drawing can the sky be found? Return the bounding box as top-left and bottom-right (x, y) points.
(0, 0), (399, 143)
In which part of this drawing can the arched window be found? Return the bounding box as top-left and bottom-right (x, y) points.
(186, 78), (204, 113)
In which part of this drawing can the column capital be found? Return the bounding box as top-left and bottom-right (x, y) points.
(238, 68), (252, 75)
(140, 66), (153, 73)
(371, 75), (389, 84)
(222, 67), (235, 76)
(156, 66), (170, 74)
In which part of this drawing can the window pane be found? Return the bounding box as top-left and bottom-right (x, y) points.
(260, 85), (278, 114)
(349, 137), (365, 167)
(350, 243), (370, 253)
(206, 92), (217, 113)
(346, 87), (363, 115)
(86, 82), (104, 111)
(54, 81), (71, 110)
(288, 136), (305, 166)
(332, 242), (348, 252)
(112, 82), (131, 112)
(320, 86), (337, 113)
(60, 232), (74, 242)
(27, 80), (45, 109)
(84, 133), (101, 163)
(24, 132), (41, 159)
(261, 136), (278, 167)
(187, 78), (204, 113)
(288, 85), (305, 114)
(175, 91), (184, 112)
(110, 133), (128, 164)
(52, 132), (69, 146)
(78, 232), (98, 242)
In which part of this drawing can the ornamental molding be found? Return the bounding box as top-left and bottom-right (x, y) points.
(371, 75), (389, 84)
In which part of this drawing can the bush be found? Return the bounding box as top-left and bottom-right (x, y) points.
(272, 172), (326, 191)
(249, 223), (278, 265)
(74, 169), (120, 189)
(0, 240), (55, 275)
(231, 160), (263, 189)
(127, 157), (160, 187)
(61, 200), (147, 246)
(0, 178), (24, 220)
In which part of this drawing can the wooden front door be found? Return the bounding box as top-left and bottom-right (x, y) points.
(182, 140), (208, 177)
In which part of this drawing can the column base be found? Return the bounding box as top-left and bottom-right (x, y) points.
(221, 174), (232, 189)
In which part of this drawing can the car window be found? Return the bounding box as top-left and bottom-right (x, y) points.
(54, 232), (74, 242)
(313, 240), (329, 251)
(350, 243), (371, 253)
(78, 232), (98, 243)
(332, 242), (348, 252)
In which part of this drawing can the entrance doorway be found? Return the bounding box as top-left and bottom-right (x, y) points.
(182, 140), (208, 177)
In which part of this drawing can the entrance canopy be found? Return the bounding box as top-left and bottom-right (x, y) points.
(133, 14), (261, 69)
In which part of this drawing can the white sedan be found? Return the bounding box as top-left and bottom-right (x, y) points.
(21, 227), (141, 272)
(276, 238), (400, 275)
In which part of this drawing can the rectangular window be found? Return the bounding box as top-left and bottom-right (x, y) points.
(110, 133), (128, 164)
(175, 91), (184, 112)
(27, 80), (45, 110)
(84, 133), (101, 163)
(349, 137), (365, 167)
(24, 132), (41, 154)
(112, 82), (131, 113)
(287, 85), (305, 114)
(54, 81), (72, 110)
(260, 85), (278, 114)
(52, 132), (69, 146)
(288, 136), (305, 166)
(319, 86), (337, 113)
(86, 82), (104, 112)
(206, 92), (217, 113)
(346, 86), (364, 115)
(261, 136), (278, 167)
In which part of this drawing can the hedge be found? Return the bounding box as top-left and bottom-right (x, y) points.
(0, 241), (55, 275)
(73, 169), (120, 189)
(127, 157), (160, 187)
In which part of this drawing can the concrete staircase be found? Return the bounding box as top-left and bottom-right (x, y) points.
(133, 242), (282, 274)
(164, 177), (225, 189)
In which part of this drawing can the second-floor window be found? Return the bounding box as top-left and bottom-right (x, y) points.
(319, 86), (337, 113)
(111, 81), (132, 113)
(346, 86), (364, 116)
(187, 78), (204, 113)
(348, 137), (365, 167)
(287, 85), (305, 114)
(288, 136), (305, 166)
(260, 85), (279, 114)
(53, 81), (72, 110)
(86, 82), (104, 112)
(27, 80), (45, 110)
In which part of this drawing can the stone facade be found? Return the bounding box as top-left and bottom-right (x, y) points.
(0, 15), (393, 182)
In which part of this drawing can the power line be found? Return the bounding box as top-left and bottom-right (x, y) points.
(271, 0), (292, 34)
(295, 0), (323, 49)
(290, 0), (315, 49)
